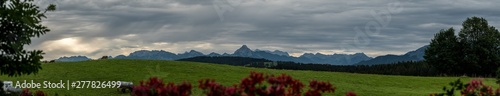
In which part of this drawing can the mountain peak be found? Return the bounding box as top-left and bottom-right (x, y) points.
(315, 53), (326, 56)
(353, 52), (367, 56)
(241, 45), (249, 49)
(189, 50), (204, 55)
(233, 45), (254, 57)
(403, 45), (429, 60)
(187, 50), (203, 54)
(235, 45), (252, 52)
(207, 52), (221, 56)
(178, 50), (204, 58)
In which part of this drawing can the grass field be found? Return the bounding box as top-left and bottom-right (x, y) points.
(0, 59), (497, 96)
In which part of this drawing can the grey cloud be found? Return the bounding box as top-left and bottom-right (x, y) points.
(27, 0), (500, 60)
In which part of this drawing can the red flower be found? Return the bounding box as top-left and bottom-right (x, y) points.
(19, 89), (46, 96)
(132, 77), (192, 96)
(20, 89), (32, 96)
(346, 91), (357, 96)
(249, 71), (265, 84)
(136, 72), (346, 96)
(35, 90), (46, 96)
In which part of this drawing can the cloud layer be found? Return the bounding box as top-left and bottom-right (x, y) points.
(25, 0), (500, 60)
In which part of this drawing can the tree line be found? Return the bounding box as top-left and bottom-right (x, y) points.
(425, 17), (500, 77)
(178, 56), (438, 76)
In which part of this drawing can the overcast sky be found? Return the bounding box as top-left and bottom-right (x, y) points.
(26, 0), (500, 60)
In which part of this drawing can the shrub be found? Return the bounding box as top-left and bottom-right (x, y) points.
(132, 77), (192, 96)
(305, 80), (335, 96)
(198, 72), (339, 96)
(198, 79), (242, 96)
(0, 81), (4, 95)
(133, 72), (356, 96)
(20, 89), (46, 96)
(496, 68), (500, 84)
(346, 91), (357, 96)
(430, 79), (500, 96)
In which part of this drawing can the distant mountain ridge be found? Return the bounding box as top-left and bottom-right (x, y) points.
(255, 49), (290, 56)
(355, 45), (429, 65)
(113, 45), (372, 65)
(55, 56), (91, 62)
(298, 52), (373, 65)
(114, 50), (204, 60)
(55, 45), (428, 65)
(177, 56), (273, 66)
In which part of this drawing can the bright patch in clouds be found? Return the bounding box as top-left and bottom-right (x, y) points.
(42, 37), (93, 53)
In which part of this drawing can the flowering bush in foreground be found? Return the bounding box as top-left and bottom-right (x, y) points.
(132, 77), (192, 96)
(430, 79), (500, 96)
(345, 91), (357, 96)
(20, 89), (46, 96)
(133, 72), (356, 96)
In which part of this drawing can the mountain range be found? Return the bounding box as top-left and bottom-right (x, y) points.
(54, 45), (429, 65)
(54, 55), (92, 62)
(354, 45), (428, 65)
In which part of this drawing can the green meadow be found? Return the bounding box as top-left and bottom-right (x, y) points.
(0, 59), (497, 96)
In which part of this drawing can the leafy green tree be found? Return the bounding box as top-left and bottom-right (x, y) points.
(0, 0), (55, 76)
(425, 17), (500, 76)
(424, 28), (462, 75)
(458, 17), (500, 76)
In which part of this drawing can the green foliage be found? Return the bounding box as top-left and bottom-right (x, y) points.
(496, 68), (500, 84)
(0, 0), (56, 76)
(425, 28), (462, 75)
(431, 79), (460, 96)
(432, 79), (500, 96)
(425, 17), (500, 76)
(458, 17), (500, 76)
(0, 80), (4, 96)
(270, 61), (437, 76)
(436, 79), (466, 96)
